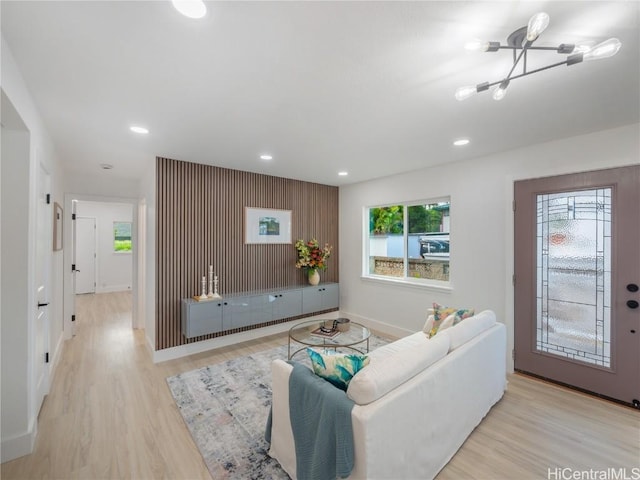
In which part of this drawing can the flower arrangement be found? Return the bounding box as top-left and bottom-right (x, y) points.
(295, 238), (332, 271)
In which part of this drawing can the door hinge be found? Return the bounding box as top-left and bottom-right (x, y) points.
(45, 352), (49, 363)
(512, 349), (515, 361)
(72, 314), (76, 322)
(512, 274), (516, 286)
(512, 200), (516, 212)
(46, 194), (51, 204)
(72, 264), (76, 272)
(72, 213), (76, 220)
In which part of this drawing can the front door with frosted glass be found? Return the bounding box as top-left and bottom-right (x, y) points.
(514, 166), (639, 407)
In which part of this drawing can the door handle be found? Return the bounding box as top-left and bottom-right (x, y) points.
(627, 300), (639, 309)
(38, 302), (49, 308)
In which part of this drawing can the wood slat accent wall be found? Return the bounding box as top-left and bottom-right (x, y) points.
(155, 157), (339, 350)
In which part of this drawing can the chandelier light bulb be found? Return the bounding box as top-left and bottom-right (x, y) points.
(130, 125), (149, 134)
(172, 0), (207, 19)
(526, 12), (549, 42)
(583, 38), (622, 61)
(492, 80), (510, 101)
(455, 85), (478, 101)
(573, 44), (592, 54)
(464, 39), (488, 52)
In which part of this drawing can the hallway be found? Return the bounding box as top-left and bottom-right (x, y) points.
(0, 292), (279, 479)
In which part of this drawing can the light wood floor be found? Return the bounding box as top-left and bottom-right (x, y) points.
(2, 291), (638, 479)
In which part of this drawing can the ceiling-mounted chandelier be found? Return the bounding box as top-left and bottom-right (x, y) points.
(455, 12), (622, 101)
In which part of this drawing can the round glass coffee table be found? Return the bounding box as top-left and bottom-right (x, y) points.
(288, 319), (371, 360)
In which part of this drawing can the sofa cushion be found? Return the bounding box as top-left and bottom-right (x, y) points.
(306, 348), (370, 390)
(346, 332), (450, 405)
(367, 331), (429, 360)
(446, 310), (496, 351)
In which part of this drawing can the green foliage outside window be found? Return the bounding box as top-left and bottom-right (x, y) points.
(369, 206), (404, 234)
(371, 204), (446, 234)
(408, 204), (445, 233)
(114, 222), (132, 252)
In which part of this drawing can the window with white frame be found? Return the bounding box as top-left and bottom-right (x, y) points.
(365, 199), (450, 283)
(113, 221), (132, 252)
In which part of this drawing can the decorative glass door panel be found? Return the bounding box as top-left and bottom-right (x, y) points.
(536, 189), (611, 368)
(514, 166), (639, 406)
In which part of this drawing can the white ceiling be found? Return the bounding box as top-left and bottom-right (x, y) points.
(2, 1), (638, 186)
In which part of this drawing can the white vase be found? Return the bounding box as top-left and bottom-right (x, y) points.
(308, 269), (320, 286)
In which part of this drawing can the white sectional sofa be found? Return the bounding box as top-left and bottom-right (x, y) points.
(268, 310), (507, 480)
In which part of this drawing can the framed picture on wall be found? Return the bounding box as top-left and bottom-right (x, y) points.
(245, 207), (292, 244)
(53, 202), (63, 251)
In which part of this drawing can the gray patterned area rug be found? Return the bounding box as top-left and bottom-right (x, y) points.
(166, 336), (389, 479)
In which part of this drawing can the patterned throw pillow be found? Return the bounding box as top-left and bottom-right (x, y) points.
(428, 303), (475, 338)
(423, 314), (435, 335)
(306, 348), (370, 390)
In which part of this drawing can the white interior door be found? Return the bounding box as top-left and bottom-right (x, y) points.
(35, 163), (51, 412)
(75, 217), (96, 294)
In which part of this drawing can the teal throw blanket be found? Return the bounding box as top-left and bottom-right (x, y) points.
(289, 362), (355, 480)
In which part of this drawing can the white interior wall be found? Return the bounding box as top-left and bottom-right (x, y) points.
(1, 124), (31, 461)
(339, 123), (640, 373)
(76, 201), (133, 293)
(1, 36), (65, 462)
(64, 171), (141, 199)
(139, 159), (156, 351)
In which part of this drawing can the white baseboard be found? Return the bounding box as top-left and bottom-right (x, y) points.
(338, 310), (414, 339)
(151, 312), (340, 363)
(145, 332), (154, 356)
(95, 285), (131, 294)
(1, 422), (36, 463)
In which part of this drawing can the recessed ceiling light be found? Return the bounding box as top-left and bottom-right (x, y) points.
(100, 163), (114, 170)
(260, 154), (273, 160)
(453, 139), (470, 146)
(338, 171), (349, 176)
(172, 0), (207, 19)
(130, 126), (149, 134)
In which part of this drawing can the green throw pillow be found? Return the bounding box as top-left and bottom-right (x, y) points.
(306, 348), (370, 390)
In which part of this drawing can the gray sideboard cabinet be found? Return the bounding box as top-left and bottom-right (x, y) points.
(181, 299), (224, 338)
(302, 283), (339, 314)
(269, 289), (303, 321)
(181, 283), (339, 339)
(222, 296), (264, 330)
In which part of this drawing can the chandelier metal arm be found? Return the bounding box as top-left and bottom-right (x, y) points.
(482, 58), (572, 90)
(504, 41), (531, 81)
(455, 11), (622, 102)
(496, 45), (573, 52)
